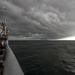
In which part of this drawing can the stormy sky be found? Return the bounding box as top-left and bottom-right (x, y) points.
(0, 0), (75, 40)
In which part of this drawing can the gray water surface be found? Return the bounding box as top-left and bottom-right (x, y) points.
(9, 40), (75, 75)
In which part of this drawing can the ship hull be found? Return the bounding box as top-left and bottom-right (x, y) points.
(3, 45), (24, 75)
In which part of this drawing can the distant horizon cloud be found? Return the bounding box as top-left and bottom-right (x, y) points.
(8, 36), (75, 40)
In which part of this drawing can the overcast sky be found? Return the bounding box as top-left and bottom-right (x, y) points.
(0, 0), (75, 40)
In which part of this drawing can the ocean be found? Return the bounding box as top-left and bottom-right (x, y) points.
(9, 40), (75, 75)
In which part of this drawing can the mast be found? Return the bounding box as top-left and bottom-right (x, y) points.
(0, 7), (7, 24)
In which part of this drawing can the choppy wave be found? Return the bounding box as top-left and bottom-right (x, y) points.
(9, 40), (75, 75)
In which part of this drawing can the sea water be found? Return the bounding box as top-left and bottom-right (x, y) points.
(9, 40), (75, 75)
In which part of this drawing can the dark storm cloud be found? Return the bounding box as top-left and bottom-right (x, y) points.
(0, 0), (75, 39)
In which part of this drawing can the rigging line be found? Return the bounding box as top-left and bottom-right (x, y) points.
(0, 7), (7, 23)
